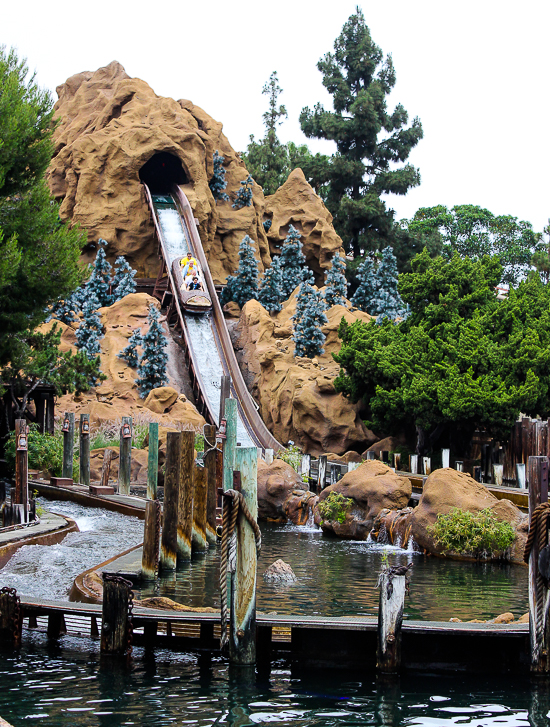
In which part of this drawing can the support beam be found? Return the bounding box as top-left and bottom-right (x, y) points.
(142, 499), (161, 580)
(79, 414), (90, 487)
(118, 416), (132, 495)
(177, 430), (194, 561)
(160, 432), (181, 571)
(147, 422), (159, 500)
(99, 449), (114, 488)
(14, 419), (28, 521)
(0, 589), (22, 647)
(219, 375), (231, 424)
(204, 424), (218, 546)
(192, 464), (208, 550)
(101, 574), (133, 655)
(62, 412), (74, 480)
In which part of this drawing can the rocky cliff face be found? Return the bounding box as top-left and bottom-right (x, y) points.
(48, 62), (342, 286)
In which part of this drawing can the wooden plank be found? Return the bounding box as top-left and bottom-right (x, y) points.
(230, 446), (258, 665)
(147, 422), (159, 500)
(204, 425), (218, 546)
(79, 414), (90, 487)
(223, 399), (237, 492)
(160, 432), (180, 570)
(177, 430), (194, 561)
(192, 463), (208, 550)
(62, 412), (74, 480)
(118, 416), (132, 496)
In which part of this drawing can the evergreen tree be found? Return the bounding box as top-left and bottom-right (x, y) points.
(112, 256), (137, 300)
(292, 282), (328, 358)
(351, 257), (377, 313)
(136, 304), (169, 397)
(279, 224), (308, 298)
(220, 235), (259, 309)
(75, 294), (103, 359)
(324, 253), (348, 307)
(258, 256), (284, 313)
(232, 175), (254, 209)
(87, 239), (112, 307)
(118, 328), (142, 368)
(372, 246), (404, 321)
(49, 294), (80, 324)
(263, 219), (272, 232)
(299, 8), (423, 258)
(209, 150), (229, 201)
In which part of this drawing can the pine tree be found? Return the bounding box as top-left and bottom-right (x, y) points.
(87, 239), (112, 307)
(209, 150), (229, 201)
(351, 257), (377, 313)
(232, 175), (254, 209)
(112, 256), (137, 301)
(75, 294), (103, 360)
(324, 253), (348, 307)
(50, 294), (80, 324)
(292, 282), (328, 358)
(279, 225), (309, 299)
(372, 246), (404, 321)
(136, 304), (168, 397)
(220, 236), (259, 309)
(258, 256), (284, 313)
(118, 328), (142, 368)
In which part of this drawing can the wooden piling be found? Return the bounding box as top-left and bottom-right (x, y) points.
(142, 499), (161, 580)
(118, 416), (132, 496)
(393, 453), (401, 471)
(230, 446), (258, 666)
(177, 430), (194, 561)
(317, 455), (327, 494)
(14, 419), (28, 521)
(79, 414), (90, 487)
(409, 455), (418, 474)
(264, 448), (274, 465)
(101, 574), (133, 655)
(204, 424), (218, 546)
(528, 455), (550, 673)
(423, 457), (431, 476)
(377, 572), (406, 674)
(160, 432), (181, 570)
(192, 464), (208, 550)
(219, 375), (231, 423)
(99, 449), (114, 488)
(441, 448), (450, 469)
(62, 412), (74, 480)
(0, 589), (22, 647)
(147, 422), (159, 500)
(47, 613), (67, 639)
(223, 399), (237, 492)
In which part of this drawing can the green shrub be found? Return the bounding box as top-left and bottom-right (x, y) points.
(427, 508), (515, 559)
(279, 444), (302, 472)
(318, 491), (354, 524)
(5, 425), (64, 477)
(194, 433), (205, 453)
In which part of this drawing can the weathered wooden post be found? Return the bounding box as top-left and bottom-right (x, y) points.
(366, 451), (376, 460)
(62, 412), (74, 480)
(160, 432), (181, 571)
(101, 573), (133, 655)
(177, 430), (194, 560)
(192, 464), (208, 550)
(409, 454), (418, 474)
(230, 447), (258, 666)
(377, 569), (407, 674)
(141, 499), (161, 580)
(317, 455), (327, 494)
(381, 451), (389, 464)
(118, 416), (132, 495)
(455, 460), (464, 472)
(527, 455), (550, 673)
(79, 414), (90, 487)
(14, 419), (28, 522)
(204, 424), (218, 546)
(264, 448), (274, 465)
(99, 449), (114, 489)
(219, 375), (231, 423)
(441, 448), (450, 469)
(493, 463), (504, 486)
(300, 454), (311, 488)
(147, 422), (159, 500)
(423, 457), (431, 476)
(393, 453), (401, 471)
(223, 399), (238, 492)
(0, 587), (22, 647)
(517, 463), (526, 489)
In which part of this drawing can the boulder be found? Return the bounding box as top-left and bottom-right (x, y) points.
(263, 559), (297, 583)
(283, 490), (319, 526)
(316, 460), (412, 540)
(257, 458), (303, 522)
(410, 468), (528, 564)
(232, 297), (377, 455)
(493, 612), (515, 624)
(363, 435), (406, 458)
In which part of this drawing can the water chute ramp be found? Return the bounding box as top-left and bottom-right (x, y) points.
(144, 183), (281, 453)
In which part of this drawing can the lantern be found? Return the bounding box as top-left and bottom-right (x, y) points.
(17, 432), (28, 451)
(62, 416), (71, 433)
(81, 419), (90, 435)
(122, 422), (132, 439)
(218, 418), (227, 440)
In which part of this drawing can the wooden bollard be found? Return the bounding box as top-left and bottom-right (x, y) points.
(160, 432), (181, 570)
(192, 464), (208, 550)
(100, 449), (114, 488)
(223, 399), (237, 492)
(516, 462), (526, 489)
(423, 457), (431, 476)
(230, 446), (258, 666)
(0, 588), (22, 647)
(219, 374), (231, 423)
(79, 414), (90, 487)
(317, 455), (327, 494)
(118, 416), (132, 495)
(441, 448), (450, 469)
(409, 454), (418, 474)
(101, 573), (133, 655)
(177, 430), (194, 560)
(147, 422), (159, 500)
(204, 424), (218, 546)
(265, 448), (274, 465)
(142, 499), (161, 580)
(394, 453), (401, 471)
(300, 454), (311, 487)
(377, 571), (406, 674)
(14, 419), (28, 521)
(528, 455), (550, 673)
(62, 412), (74, 480)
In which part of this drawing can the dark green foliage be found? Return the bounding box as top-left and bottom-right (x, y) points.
(279, 225), (308, 298)
(334, 249), (550, 453)
(258, 255), (284, 313)
(5, 424), (64, 477)
(350, 256), (376, 312)
(209, 150), (229, 201)
(136, 304), (168, 397)
(220, 235), (259, 309)
(119, 329), (142, 368)
(318, 491), (354, 524)
(75, 294), (103, 359)
(232, 175), (254, 209)
(427, 508), (515, 559)
(299, 8), (423, 258)
(408, 205), (538, 286)
(86, 239), (112, 306)
(324, 253), (348, 307)
(372, 246), (404, 321)
(112, 256), (137, 300)
(292, 282), (328, 358)
(263, 219), (272, 232)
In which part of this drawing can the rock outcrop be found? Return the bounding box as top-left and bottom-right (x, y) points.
(257, 459), (304, 522)
(316, 461), (412, 540)
(263, 559), (297, 583)
(232, 296), (377, 455)
(283, 490), (319, 526)
(410, 468), (528, 564)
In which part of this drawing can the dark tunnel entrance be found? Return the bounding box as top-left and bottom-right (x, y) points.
(139, 152), (188, 194)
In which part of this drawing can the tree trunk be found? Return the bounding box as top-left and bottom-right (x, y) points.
(415, 425), (426, 455)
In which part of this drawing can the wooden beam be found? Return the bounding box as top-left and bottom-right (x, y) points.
(101, 574), (132, 655)
(177, 430), (194, 561)
(192, 464), (208, 550)
(160, 432), (181, 571)
(118, 416), (132, 495)
(14, 419), (28, 520)
(99, 449), (114, 488)
(79, 414), (90, 487)
(142, 499), (161, 580)
(204, 424), (218, 546)
(147, 422), (159, 500)
(377, 572), (406, 674)
(223, 399), (237, 492)
(62, 412), (74, 480)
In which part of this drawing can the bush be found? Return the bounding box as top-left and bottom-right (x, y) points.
(318, 491), (354, 524)
(278, 444), (302, 472)
(427, 508), (515, 559)
(4, 425), (64, 477)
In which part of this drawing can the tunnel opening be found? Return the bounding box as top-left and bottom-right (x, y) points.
(139, 152), (188, 194)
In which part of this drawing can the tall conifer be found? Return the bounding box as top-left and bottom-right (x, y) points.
(324, 253), (348, 307)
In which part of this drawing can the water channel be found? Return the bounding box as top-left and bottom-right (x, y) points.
(0, 500), (537, 725)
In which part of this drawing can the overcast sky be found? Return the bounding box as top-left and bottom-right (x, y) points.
(3, 0), (549, 231)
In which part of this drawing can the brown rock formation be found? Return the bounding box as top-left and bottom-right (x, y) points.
(283, 490), (319, 526)
(257, 458), (303, 522)
(232, 296), (377, 455)
(410, 468), (528, 564)
(264, 168), (345, 285)
(89, 446), (148, 485)
(316, 460), (412, 540)
(263, 559), (298, 583)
